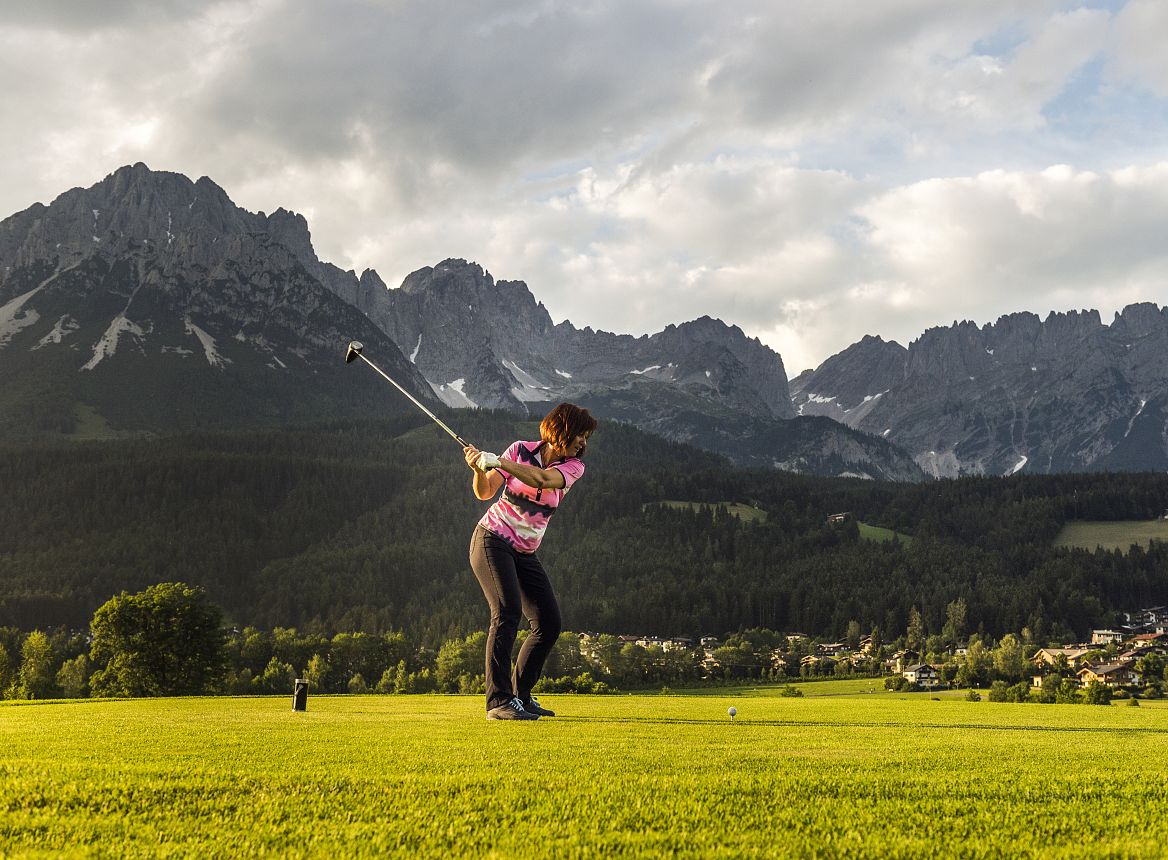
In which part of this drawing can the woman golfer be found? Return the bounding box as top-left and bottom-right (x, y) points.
(463, 403), (596, 720)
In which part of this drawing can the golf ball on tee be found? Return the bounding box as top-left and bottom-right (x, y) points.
(728, 706), (737, 718)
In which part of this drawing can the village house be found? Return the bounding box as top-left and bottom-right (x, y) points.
(800, 654), (837, 673)
(858, 635), (875, 655)
(663, 637), (694, 652)
(902, 663), (940, 689)
(826, 512), (853, 524)
(1032, 647), (1090, 669)
(817, 642), (848, 657)
(1130, 632), (1168, 649)
(1124, 606), (1168, 631)
(1077, 661), (1141, 688)
(886, 649), (920, 673)
(1090, 629), (1126, 646)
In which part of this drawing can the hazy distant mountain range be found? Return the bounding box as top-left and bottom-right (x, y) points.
(1, 164), (1164, 480)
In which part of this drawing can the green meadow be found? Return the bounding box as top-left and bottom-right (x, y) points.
(655, 501), (769, 523)
(1053, 520), (1168, 554)
(5, 688), (1168, 859)
(857, 521), (913, 546)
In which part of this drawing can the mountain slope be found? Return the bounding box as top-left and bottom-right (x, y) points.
(0, 165), (922, 479)
(793, 306), (1168, 477)
(332, 258), (923, 479)
(0, 164), (434, 436)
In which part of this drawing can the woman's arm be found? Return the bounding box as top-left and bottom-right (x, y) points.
(464, 446), (505, 500)
(495, 457), (566, 491)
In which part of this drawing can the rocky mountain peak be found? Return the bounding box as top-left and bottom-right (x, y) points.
(796, 301), (1168, 477)
(1111, 302), (1167, 340)
(265, 208), (315, 261)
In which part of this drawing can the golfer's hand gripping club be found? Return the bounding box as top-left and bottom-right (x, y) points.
(476, 451), (501, 471)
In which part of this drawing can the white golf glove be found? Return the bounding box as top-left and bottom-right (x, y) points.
(476, 451), (501, 471)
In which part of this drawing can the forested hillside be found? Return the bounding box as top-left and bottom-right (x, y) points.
(2, 412), (1167, 643)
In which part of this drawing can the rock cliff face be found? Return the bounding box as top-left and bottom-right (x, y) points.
(792, 307), (1168, 476)
(0, 164), (922, 479)
(0, 164), (433, 436)
(334, 258), (922, 478)
(348, 258), (794, 420)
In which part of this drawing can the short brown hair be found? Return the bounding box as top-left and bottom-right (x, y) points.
(540, 403), (597, 451)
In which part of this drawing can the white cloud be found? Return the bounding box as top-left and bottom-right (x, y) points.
(2, 0), (1168, 374)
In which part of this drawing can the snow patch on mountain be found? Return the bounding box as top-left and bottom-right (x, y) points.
(410, 334), (422, 363)
(34, 315), (80, 349)
(1007, 455), (1028, 475)
(82, 314), (146, 370)
(1124, 399), (1147, 438)
(0, 286), (43, 348)
(185, 318), (228, 368)
(431, 378), (478, 409)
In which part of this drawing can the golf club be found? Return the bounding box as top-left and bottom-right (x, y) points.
(344, 341), (470, 447)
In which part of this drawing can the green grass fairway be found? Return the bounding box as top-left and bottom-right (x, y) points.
(1054, 519), (1168, 554)
(5, 692), (1168, 858)
(858, 521), (913, 545)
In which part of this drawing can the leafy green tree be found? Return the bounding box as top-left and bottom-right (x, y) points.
(955, 636), (993, 689)
(89, 583), (226, 697)
(1136, 653), (1164, 684)
(253, 657), (295, 694)
(844, 620), (861, 651)
(15, 631), (58, 699)
(55, 654), (90, 699)
(1005, 682), (1031, 703)
(303, 654), (329, 692)
(942, 598), (967, 645)
(0, 644), (12, 698)
(1054, 678), (1080, 704)
(1082, 680), (1112, 706)
(375, 665), (398, 694)
(347, 673), (368, 694)
(993, 634), (1026, 683)
(436, 632), (486, 692)
(905, 606), (925, 652)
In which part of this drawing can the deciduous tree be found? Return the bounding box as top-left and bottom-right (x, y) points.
(89, 583), (225, 697)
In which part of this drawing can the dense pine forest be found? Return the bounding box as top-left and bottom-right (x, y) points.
(2, 410), (1167, 645)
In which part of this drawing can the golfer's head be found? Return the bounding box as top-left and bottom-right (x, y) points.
(541, 403), (597, 458)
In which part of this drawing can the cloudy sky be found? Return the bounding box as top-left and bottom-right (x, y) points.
(2, 0), (1166, 372)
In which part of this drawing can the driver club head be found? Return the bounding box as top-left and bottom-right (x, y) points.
(345, 341), (364, 364)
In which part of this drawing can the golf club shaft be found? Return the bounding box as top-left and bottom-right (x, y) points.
(355, 353), (470, 447)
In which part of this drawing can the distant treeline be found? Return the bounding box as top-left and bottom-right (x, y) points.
(2, 412), (1167, 645)
(7, 583), (1166, 702)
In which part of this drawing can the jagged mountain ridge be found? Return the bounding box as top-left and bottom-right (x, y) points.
(329, 258), (922, 479)
(335, 258), (794, 420)
(791, 306), (1168, 477)
(0, 164), (922, 479)
(0, 163), (434, 435)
